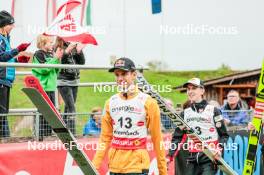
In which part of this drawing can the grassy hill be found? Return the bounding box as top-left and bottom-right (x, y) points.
(10, 68), (235, 112)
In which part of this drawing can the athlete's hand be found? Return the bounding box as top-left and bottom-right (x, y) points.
(211, 149), (222, 163)
(224, 118), (231, 125)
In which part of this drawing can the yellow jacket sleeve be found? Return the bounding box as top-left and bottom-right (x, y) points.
(145, 97), (167, 175)
(92, 100), (113, 169)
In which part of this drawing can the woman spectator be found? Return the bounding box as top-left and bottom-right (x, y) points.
(55, 37), (86, 134)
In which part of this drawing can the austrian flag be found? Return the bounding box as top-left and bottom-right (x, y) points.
(44, 0), (97, 45)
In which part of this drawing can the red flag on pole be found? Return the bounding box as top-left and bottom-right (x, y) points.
(11, 0), (15, 16)
(44, 0), (97, 45)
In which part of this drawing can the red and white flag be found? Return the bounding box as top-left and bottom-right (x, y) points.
(44, 0), (97, 45)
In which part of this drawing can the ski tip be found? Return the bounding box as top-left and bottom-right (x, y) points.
(24, 75), (42, 90)
(24, 75), (36, 82)
(24, 75), (37, 84)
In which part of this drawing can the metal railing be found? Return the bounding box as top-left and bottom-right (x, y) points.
(0, 110), (102, 142)
(0, 62), (148, 70)
(0, 108), (257, 142)
(0, 63), (113, 69)
(221, 109), (254, 131)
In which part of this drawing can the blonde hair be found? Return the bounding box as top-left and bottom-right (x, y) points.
(91, 107), (102, 113)
(36, 34), (53, 49)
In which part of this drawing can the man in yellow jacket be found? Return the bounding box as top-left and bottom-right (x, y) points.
(92, 57), (167, 175)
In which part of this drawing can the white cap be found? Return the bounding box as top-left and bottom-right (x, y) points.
(183, 78), (204, 88)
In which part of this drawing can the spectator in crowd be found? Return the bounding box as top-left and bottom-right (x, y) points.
(83, 107), (102, 136)
(160, 98), (175, 130)
(0, 10), (31, 138)
(175, 103), (183, 113)
(55, 37), (86, 135)
(32, 34), (63, 140)
(221, 90), (249, 126)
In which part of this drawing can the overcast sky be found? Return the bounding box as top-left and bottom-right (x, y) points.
(1, 0), (264, 70)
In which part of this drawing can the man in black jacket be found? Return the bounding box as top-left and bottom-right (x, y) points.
(167, 78), (229, 175)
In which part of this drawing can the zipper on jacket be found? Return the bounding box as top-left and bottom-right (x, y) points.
(196, 152), (200, 165)
(70, 55), (78, 77)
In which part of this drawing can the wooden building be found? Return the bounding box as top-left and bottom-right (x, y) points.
(175, 68), (261, 105)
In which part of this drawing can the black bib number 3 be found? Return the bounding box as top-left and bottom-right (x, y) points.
(118, 117), (132, 129)
(194, 126), (202, 135)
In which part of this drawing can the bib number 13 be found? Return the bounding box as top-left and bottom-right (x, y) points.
(118, 117), (132, 129)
